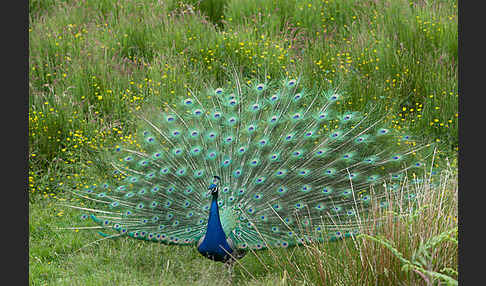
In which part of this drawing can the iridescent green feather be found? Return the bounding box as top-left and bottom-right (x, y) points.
(71, 77), (435, 252)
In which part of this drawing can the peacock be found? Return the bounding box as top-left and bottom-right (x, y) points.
(68, 77), (433, 263)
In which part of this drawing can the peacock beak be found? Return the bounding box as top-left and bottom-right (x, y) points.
(206, 175), (221, 196)
(207, 183), (218, 196)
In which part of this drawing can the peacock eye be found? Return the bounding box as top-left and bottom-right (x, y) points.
(287, 79), (296, 86)
(378, 128), (389, 135)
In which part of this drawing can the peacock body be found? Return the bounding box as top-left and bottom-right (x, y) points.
(71, 78), (431, 263)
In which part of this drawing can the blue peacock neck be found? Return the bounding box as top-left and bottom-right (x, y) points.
(207, 192), (223, 233)
(197, 187), (234, 262)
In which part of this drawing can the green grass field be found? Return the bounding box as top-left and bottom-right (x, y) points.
(29, 0), (458, 285)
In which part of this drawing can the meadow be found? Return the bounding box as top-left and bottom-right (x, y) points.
(29, 0), (458, 285)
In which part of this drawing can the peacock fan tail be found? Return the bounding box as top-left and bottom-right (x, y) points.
(67, 77), (435, 263)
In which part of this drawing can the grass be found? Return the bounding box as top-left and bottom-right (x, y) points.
(29, 0), (457, 285)
(29, 163), (457, 285)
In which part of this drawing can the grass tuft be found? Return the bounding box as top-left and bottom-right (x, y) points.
(244, 165), (457, 285)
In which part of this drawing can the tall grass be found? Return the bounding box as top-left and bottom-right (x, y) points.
(244, 165), (458, 285)
(29, 0), (457, 285)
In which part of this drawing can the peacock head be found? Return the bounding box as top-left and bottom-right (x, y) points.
(207, 175), (221, 196)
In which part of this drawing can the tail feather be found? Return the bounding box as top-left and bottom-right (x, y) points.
(69, 77), (434, 250)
